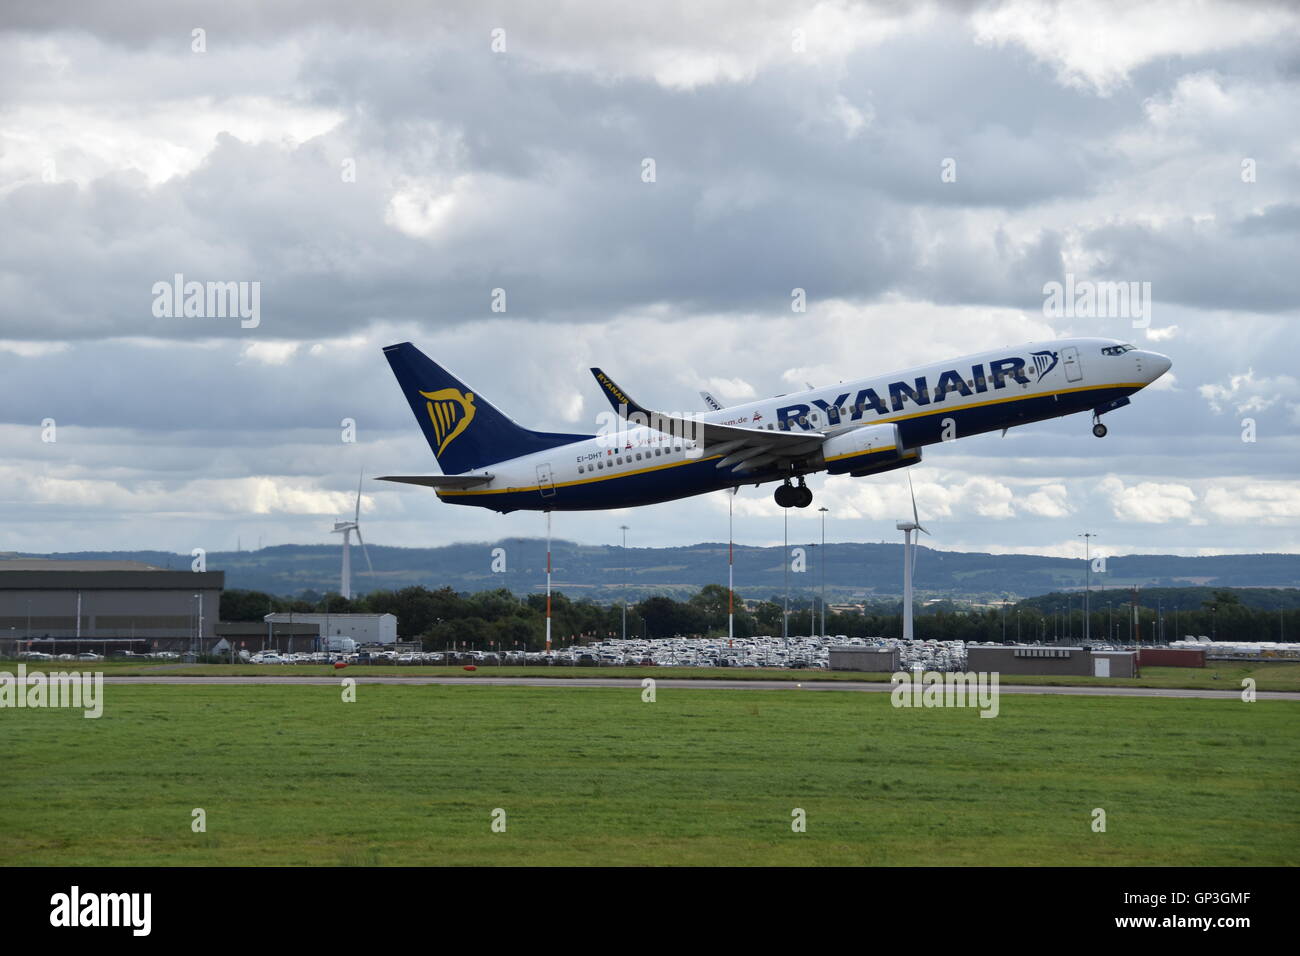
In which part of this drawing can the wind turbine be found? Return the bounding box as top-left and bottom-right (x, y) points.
(895, 472), (930, 642)
(333, 472), (373, 600)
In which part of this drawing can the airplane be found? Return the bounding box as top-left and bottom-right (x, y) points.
(378, 337), (1171, 512)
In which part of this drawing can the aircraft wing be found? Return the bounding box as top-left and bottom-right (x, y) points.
(376, 474), (493, 488)
(590, 368), (824, 471)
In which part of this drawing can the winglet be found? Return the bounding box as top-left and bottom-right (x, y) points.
(589, 367), (649, 418)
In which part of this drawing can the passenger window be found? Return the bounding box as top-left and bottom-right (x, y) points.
(578, 466), (584, 474)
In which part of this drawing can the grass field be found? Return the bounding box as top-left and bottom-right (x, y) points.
(1, 683), (1296, 865)
(7, 660), (1300, 691)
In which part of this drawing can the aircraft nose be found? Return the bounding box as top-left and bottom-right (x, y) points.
(1144, 350), (1172, 382)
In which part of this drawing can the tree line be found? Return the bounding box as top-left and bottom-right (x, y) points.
(219, 585), (1295, 649)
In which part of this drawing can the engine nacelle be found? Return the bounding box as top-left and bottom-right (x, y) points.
(815, 423), (921, 476)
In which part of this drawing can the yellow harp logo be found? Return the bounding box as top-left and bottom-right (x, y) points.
(420, 388), (476, 455)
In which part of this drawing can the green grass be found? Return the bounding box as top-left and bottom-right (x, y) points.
(1, 684), (1296, 865)
(7, 660), (1299, 691)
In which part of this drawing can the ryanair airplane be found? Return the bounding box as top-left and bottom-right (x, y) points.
(379, 338), (1171, 512)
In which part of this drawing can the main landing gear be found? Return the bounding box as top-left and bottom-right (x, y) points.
(1092, 413), (1108, 438)
(774, 479), (813, 509)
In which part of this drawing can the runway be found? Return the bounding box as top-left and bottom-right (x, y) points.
(96, 675), (1300, 700)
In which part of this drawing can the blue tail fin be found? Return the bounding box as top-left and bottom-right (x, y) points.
(383, 343), (592, 474)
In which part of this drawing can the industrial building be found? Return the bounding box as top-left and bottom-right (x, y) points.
(967, 645), (1136, 678)
(0, 559), (223, 656)
(263, 612), (398, 645)
(829, 646), (900, 672)
(0, 559), (400, 657)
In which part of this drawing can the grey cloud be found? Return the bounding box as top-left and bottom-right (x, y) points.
(2, 2), (1298, 556)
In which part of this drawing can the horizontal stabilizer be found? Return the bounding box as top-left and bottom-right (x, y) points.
(376, 475), (493, 489)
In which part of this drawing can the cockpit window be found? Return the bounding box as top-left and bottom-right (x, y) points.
(1101, 344), (1136, 356)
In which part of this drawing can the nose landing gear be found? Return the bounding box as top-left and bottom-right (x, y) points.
(1091, 398), (1129, 437)
(774, 479), (813, 509)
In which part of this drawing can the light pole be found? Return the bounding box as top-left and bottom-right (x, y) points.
(818, 507), (829, 639)
(619, 524), (629, 641)
(1078, 532), (1095, 643)
(727, 490), (735, 644)
(782, 509), (789, 646)
(545, 510), (552, 652)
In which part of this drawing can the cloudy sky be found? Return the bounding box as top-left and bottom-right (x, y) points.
(2, 0), (1298, 565)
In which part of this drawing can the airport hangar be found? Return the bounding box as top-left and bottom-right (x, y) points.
(0, 559), (390, 656)
(0, 559), (223, 656)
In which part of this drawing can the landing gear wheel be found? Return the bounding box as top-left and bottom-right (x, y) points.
(1092, 422), (1108, 438)
(774, 483), (796, 508)
(794, 485), (813, 508)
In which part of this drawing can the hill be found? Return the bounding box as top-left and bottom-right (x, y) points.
(8, 541), (1299, 603)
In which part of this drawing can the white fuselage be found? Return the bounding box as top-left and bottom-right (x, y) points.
(437, 336), (1170, 512)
